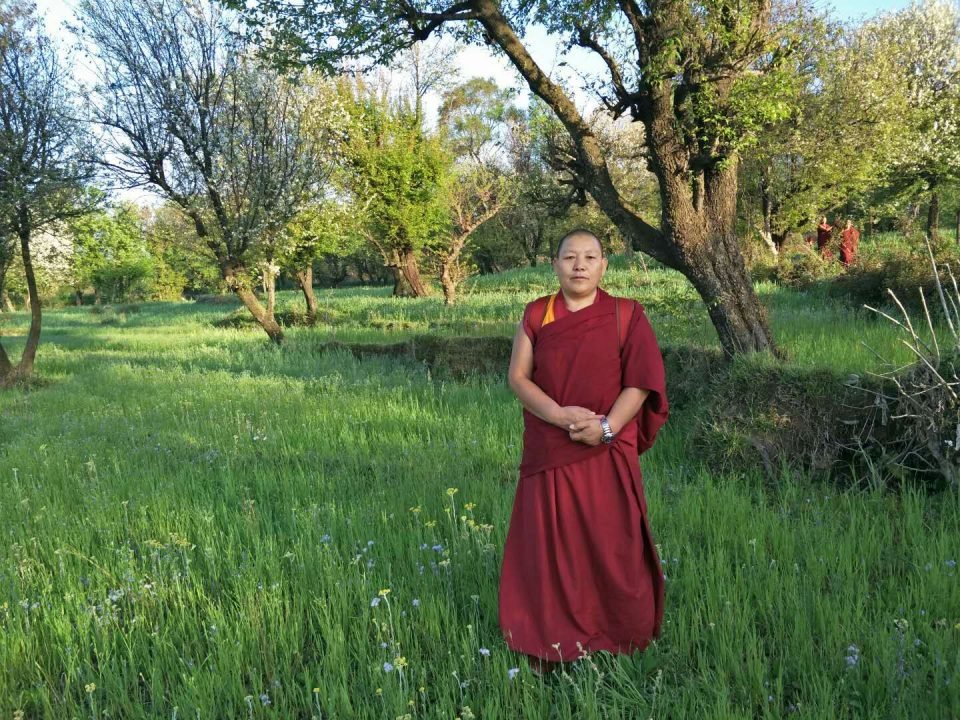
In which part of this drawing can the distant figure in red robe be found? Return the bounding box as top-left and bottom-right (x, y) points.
(816, 216), (833, 256)
(500, 228), (669, 674)
(839, 219), (860, 266)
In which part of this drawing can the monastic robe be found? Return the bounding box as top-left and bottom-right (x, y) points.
(817, 223), (833, 253)
(840, 227), (860, 266)
(498, 287), (669, 662)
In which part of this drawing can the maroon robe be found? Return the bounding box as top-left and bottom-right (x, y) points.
(816, 223), (833, 253)
(498, 287), (669, 662)
(840, 227), (860, 266)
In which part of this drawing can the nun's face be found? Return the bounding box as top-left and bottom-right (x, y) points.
(553, 234), (607, 298)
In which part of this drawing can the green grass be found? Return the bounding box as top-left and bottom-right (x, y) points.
(0, 260), (957, 719)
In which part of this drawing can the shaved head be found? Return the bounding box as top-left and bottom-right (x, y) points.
(555, 228), (603, 258)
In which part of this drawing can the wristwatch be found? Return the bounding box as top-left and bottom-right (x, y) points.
(599, 416), (615, 444)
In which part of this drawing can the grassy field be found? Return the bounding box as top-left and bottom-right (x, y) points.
(0, 259), (957, 719)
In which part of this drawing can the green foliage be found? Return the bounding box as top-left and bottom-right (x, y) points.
(773, 239), (844, 287)
(339, 80), (452, 259)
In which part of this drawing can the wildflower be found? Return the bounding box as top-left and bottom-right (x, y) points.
(393, 656), (408, 669)
(378, 588), (391, 597)
(383, 662), (394, 673)
(894, 618), (909, 632)
(409, 506), (422, 514)
(420, 543), (428, 550)
(946, 560), (957, 569)
(425, 520), (437, 528)
(411, 598), (420, 607)
(371, 597), (381, 608)
(375, 688), (383, 696)
(508, 667), (520, 680)
(85, 683), (97, 693)
(446, 488), (459, 497)
(845, 644), (860, 668)
(259, 693), (271, 706)
(464, 503), (476, 511)
(479, 647), (490, 657)
(368, 540), (375, 547)
(381, 641), (389, 649)
(320, 534), (331, 543)
(432, 544), (444, 553)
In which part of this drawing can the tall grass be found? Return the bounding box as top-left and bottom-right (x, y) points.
(0, 260), (957, 718)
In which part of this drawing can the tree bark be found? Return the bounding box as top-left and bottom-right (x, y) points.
(473, 0), (776, 357)
(759, 169), (779, 256)
(16, 211), (42, 377)
(955, 209), (959, 245)
(398, 248), (430, 297)
(264, 267), (277, 324)
(927, 190), (940, 241)
(296, 265), (318, 321)
(224, 264), (283, 344)
(440, 263), (456, 305)
(1, 291), (13, 312)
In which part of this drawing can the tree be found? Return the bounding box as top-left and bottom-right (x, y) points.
(739, 10), (907, 251)
(80, 0), (340, 343)
(338, 78), (450, 297)
(864, 0), (960, 241)
(434, 77), (517, 303)
(281, 200), (363, 320)
(227, 0), (822, 355)
(67, 200), (150, 303)
(0, 0), (95, 381)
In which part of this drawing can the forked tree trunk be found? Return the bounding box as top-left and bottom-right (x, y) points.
(665, 163), (776, 355)
(224, 264), (283, 344)
(16, 215), (42, 377)
(295, 266), (318, 321)
(927, 190), (940, 241)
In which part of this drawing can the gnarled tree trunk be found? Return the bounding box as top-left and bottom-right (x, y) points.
(399, 248), (430, 297)
(295, 266), (318, 321)
(224, 263), (283, 344)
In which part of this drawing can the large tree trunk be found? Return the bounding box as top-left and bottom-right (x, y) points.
(927, 190), (940, 241)
(391, 265), (415, 297)
(475, 0), (776, 356)
(16, 215), (42, 377)
(224, 264), (283, 344)
(668, 162), (776, 356)
(295, 266), (318, 321)
(398, 248), (430, 297)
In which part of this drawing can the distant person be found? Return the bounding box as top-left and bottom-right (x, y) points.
(500, 228), (669, 675)
(816, 216), (833, 256)
(839, 219), (860, 266)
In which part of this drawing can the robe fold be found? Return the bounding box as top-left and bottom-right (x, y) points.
(499, 287), (669, 662)
(840, 227), (860, 266)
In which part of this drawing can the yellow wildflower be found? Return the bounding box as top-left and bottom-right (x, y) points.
(445, 487), (459, 496)
(84, 683), (97, 693)
(378, 588), (391, 597)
